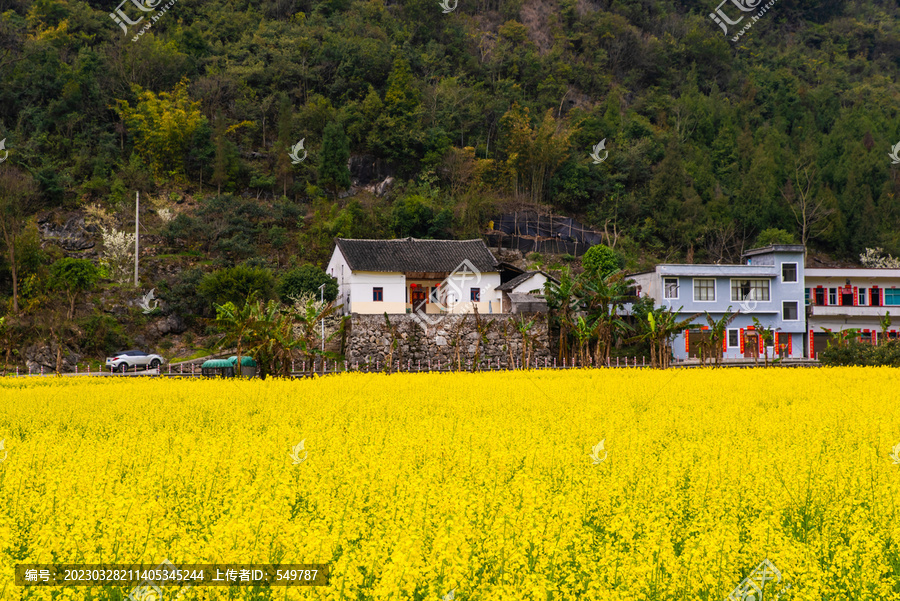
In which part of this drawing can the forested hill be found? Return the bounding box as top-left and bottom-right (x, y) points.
(1, 0), (899, 270)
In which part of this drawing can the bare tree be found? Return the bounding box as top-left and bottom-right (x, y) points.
(782, 161), (833, 246)
(0, 167), (40, 313)
(703, 221), (746, 264)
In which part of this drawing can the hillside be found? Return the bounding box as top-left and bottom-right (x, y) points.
(1, 0), (899, 366)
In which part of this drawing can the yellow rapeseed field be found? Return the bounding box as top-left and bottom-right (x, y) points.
(1, 368), (900, 601)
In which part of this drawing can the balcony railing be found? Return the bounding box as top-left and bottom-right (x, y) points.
(808, 305), (895, 317)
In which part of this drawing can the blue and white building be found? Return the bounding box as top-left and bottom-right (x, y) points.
(629, 244), (807, 360)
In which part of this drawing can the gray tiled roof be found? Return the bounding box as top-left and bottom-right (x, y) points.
(496, 271), (557, 291)
(335, 238), (499, 273)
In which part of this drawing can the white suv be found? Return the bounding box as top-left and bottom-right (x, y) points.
(105, 350), (165, 373)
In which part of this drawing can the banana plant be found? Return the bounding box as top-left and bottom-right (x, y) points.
(699, 306), (740, 367)
(750, 316), (779, 368)
(629, 304), (701, 369)
(212, 290), (259, 377)
(572, 315), (592, 366)
(578, 269), (635, 365)
(544, 266), (579, 364)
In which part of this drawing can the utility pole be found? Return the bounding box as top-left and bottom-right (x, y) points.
(319, 283), (326, 352)
(134, 191), (139, 287)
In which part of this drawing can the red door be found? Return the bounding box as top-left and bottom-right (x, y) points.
(743, 331), (759, 358)
(411, 289), (427, 312)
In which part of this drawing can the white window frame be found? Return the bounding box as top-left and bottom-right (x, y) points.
(828, 288), (837, 305)
(781, 262), (798, 283)
(693, 278), (716, 302)
(858, 288), (867, 306)
(782, 300), (800, 321)
(663, 277), (679, 300)
(730, 279), (771, 303)
(727, 328), (739, 348)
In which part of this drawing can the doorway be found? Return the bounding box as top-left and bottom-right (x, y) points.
(743, 331), (759, 358)
(411, 288), (427, 312)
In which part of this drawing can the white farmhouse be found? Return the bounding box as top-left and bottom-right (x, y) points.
(326, 238), (504, 315)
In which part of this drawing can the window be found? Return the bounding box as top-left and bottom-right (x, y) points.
(885, 289), (900, 306)
(470, 288), (480, 302)
(814, 287), (825, 305)
(731, 279), (770, 302)
(728, 329), (739, 347)
(828, 288), (837, 305)
(373, 287), (383, 302)
(664, 278), (679, 299)
(693, 279), (716, 301)
(858, 288), (867, 305)
(782, 263), (798, 283)
(783, 301), (799, 321)
(805, 288), (810, 305)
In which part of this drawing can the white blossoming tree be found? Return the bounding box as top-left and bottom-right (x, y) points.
(860, 248), (900, 269)
(100, 227), (136, 284)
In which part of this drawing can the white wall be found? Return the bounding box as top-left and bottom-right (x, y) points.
(327, 247), (350, 313)
(510, 273), (549, 295)
(439, 272), (502, 306)
(346, 271), (407, 314)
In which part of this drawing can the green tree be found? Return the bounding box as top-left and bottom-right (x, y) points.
(391, 195), (437, 238)
(199, 265), (276, 308)
(581, 244), (624, 279)
(318, 121), (351, 197)
(500, 104), (572, 202)
(277, 265), (338, 303)
(754, 228), (795, 248)
(274, 94), (294, 198)
(0, 167), (40, 314)
(368, 57), (425, 174)
(50, 258), (100, 319)
(114, 79), (208, 179)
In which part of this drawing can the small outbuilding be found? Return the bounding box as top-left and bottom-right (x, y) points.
(497, 271), (556, 313)
(201, 359), (236, 378)
(200, 356), (257, 378)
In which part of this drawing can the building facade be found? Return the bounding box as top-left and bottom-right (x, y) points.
(327, 238), (504, 316)
(805, 268), (900, 357)
(630, 245), (807, 360)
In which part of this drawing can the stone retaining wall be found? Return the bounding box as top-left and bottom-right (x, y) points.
(345, 313), (550, 369)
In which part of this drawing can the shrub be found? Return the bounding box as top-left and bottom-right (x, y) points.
(78, 314), (130, 356)
(198, 265), (276, 308)
(819, 339), (900, 367)
(754, 228), (796, 248)
(277, 265), (338, 303)
(582, 244), (624, 278)
(157, 268), (208, 319)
